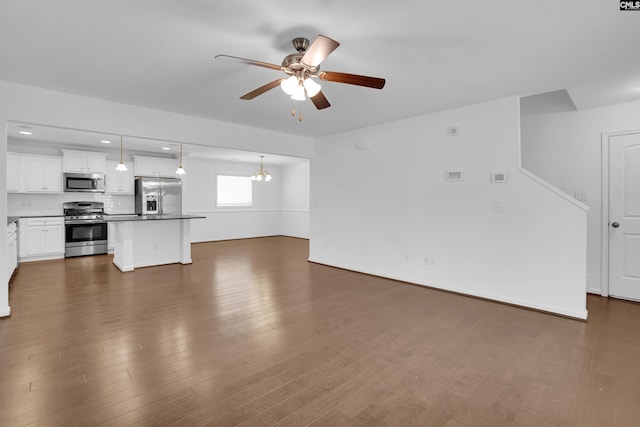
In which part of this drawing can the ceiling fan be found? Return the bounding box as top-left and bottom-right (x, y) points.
(215, 35), (386, 113)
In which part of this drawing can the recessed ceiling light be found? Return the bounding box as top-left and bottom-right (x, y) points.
(162, 147), (171, 151)
(19, 131), (33, 135)
(100, 140), (111, 144)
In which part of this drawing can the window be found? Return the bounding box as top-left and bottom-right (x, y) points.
(217, 175), (252, 207)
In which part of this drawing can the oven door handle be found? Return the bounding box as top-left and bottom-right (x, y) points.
(65, 220), (107, 225)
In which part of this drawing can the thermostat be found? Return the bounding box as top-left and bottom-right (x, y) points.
(447, 126), (460, 136)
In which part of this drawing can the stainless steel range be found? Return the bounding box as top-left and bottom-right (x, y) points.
(63, 201), (108, 257)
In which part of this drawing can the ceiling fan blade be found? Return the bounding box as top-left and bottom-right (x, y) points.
(318, 71), (386, 89)
(310, 91), (331, 110)
(240, 79), (283, 100)
(215, 54), (283, 71)
(301, 35), (340, 68)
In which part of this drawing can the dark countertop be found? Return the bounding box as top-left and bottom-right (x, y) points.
(13, 214), (65, 218)
(105, 214), (206, 222)
(7, 215), (65, 225)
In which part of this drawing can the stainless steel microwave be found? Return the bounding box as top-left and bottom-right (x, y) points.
(63, 172), (105, 193)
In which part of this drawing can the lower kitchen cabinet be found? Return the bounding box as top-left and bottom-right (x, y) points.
(6, 222), (18, 282)
(19, 217), (65, 261)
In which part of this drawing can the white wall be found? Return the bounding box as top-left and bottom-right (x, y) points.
(1, 80), (314, 317)
(521, 100), (640, 294)
(280, 160), (310, 238)
(182, 156), (283, 241)
(310, 97), (588, 319)
(0, 116), (8, 316)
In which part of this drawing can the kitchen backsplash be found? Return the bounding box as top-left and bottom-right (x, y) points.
(7, 193), (135, 216)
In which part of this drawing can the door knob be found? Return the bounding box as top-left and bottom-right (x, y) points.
(611, 222), (620, 228)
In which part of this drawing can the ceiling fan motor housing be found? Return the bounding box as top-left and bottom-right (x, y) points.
(282, 38), (318, 76)
(292, 37), (309, 52)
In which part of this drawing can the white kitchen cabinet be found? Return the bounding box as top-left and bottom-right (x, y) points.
(7, 222), (18, 282)
(6, 153), (19, 192)
(105, 160), (134, 194)
(25, 156), (63, 193)
(134, 156), (177, 178)
(62, 150), (106, 173)
(19, 217), (65, 260)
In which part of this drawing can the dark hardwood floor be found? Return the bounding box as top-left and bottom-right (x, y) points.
(1, 236), (639, 426)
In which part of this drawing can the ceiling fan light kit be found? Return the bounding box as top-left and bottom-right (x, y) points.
(216, 35), (386, 119)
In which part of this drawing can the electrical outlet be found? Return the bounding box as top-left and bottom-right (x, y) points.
(404, 254), (409, 263)
(424, 257), (434, 266)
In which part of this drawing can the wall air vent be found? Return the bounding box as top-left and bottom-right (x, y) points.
(490, 172), (508, 183)
(446, 170), (464, 182)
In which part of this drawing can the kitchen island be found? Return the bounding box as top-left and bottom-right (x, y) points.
(106, 214), (205, 272)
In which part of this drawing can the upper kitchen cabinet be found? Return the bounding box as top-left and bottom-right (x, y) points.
(6, 153), (19, 192)
(134, 156), (177, 178)
(105, 160), (134, 194)
(25, 156), (63, 193)
(62, 149), (106, 173)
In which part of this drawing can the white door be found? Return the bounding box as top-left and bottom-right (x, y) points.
(609, 132), (640, 301)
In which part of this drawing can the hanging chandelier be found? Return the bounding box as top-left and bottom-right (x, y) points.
(251, 156), (272, 182)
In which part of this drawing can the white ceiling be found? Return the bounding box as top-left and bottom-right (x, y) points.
(1, 1), (639, 140)
(6, 122), (303, 166)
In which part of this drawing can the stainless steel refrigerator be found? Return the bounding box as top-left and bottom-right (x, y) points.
(134, 177), (182, 215)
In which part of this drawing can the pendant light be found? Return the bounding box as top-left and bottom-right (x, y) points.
(176, 143), (186, 175)
(251, 156), (272, 182)
(115, 136), (127, 171)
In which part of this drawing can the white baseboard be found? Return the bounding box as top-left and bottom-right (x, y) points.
(18, 253), (64, 263)
(308, 257), (588, 320)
